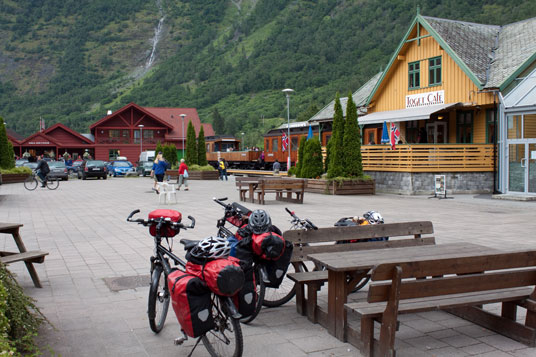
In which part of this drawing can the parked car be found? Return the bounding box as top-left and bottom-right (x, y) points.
(22, 162), (38, 170)
(15, 158), (29, 167)
(78, 160), (107, 180)
(107, 160), (134, 177)
(136, 161), (153, 177)
(67, 160), (83, 175)
(48, 161), (69, 181)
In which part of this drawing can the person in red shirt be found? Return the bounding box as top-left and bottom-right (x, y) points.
(177, 158), (189, 191)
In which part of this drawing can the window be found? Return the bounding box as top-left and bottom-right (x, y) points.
(291, 137), (298, 151)
(265, 140), (270, 152)
(272, 138), (278, 152)
(409, 61), (420, 89)
(143, 130), (154, 139)
(486, 109), (496, 143)
(429, 57), (442, 86)
(109, 149), (120, 160)
(406, 121), (419, 143)
(109, 129), (120, 138)
(456, 112), (473, 143)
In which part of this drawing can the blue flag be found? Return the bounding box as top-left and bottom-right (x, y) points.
(307, 125), (313, 140)
(381, 121), (390, 144)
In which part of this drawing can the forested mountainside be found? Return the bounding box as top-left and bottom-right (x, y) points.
(1, 0), (535, 145)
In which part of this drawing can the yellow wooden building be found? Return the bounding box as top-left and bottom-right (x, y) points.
(312, 12), (536, 195)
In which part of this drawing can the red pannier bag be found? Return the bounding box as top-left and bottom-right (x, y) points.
(264, 240), (294, 288)
(148, 209), (182, 237)
(233, 263), (257, 318)
(251, 232), (285, 260)
(186, 257), (245, 297)
(167, 269), (214, 338)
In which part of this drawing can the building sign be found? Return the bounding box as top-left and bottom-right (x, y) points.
(406, 90), (444, 108)
(28, 141), (50, 145)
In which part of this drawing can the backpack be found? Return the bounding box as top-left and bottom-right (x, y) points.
(186, 257), (245, 297)
(251, 232), (285, 260)
(41, 161), (50, 174)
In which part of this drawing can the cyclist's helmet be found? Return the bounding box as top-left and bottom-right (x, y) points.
(189, 236), (231, 259)
(363, 211), (384, 224)
(247, 209), (272, 234)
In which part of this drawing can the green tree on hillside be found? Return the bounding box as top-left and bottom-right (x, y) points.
(212, 108), (225, 135)
(0, 119), (15, 169)
(186, 122), (197, 165)
(327, 93), (344, 178)
(295, 136), (307, 177)
(300, 137), (323, 179)
(343, 92), (363, 177)
(197, 126), (207, 166)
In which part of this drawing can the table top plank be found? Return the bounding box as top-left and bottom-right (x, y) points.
(0, 222), (24, 231)
(308, 243), (500, 271)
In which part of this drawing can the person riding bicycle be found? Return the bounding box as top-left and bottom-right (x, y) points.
(35, 155), (50, 187)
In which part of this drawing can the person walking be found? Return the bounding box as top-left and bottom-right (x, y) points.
(177, 158), (189, 191)
(273, 159), (281, 175)
(217, 158), (223, 180)
(35, 155), (50, 187)
(151, 152), (168, 194)
(219, 158), (228, 181)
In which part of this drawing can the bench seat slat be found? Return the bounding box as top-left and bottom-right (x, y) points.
(0, 250), (48, 264)
(347, 287), (533, 318)
(287, 271), (328, 283)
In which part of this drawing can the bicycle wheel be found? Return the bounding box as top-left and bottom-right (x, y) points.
(148, 265), (170, 333)
(24, 176), (38, 191)
(239, 266), (265, 324)
(263, 262), (307, 308)
(46, 178), (59, 190)
(202, 296), (243, 357)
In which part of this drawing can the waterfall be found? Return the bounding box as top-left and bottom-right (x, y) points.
(145, 0), (165, 70)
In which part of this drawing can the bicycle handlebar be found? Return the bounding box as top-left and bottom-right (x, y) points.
(285, 207), (318, 230)
(126, 209), (195, 230)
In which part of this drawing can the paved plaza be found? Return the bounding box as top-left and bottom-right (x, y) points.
(1, 176), (536, 356)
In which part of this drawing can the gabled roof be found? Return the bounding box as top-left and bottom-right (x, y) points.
(44, 123), (94, 144)
(89, 103), (174, 130)
(19, 132), (61, 146)
(143, 107), (215, 139)
(503, 66), (536, 111)
(309, 72), (382, 122)
(367, 14), (536, 104)
(6, 128), (23, 143)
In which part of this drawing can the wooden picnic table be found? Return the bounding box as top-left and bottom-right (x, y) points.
(307, 242), (500, 342)
(0, 223), (48, 288)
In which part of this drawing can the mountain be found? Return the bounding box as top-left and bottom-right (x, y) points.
(1, 0), (535, 146)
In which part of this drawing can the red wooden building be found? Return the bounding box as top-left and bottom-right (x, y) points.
(89, 103), (214, 162)
(13, 123), (94, 160)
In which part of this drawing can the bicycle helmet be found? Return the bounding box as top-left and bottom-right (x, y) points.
(247, 209), (271, 234)
(363, 211), (384, 224)
(189, 236), (231, 259)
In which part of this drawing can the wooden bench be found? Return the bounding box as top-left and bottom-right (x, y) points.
(285, 221), (435, 324)
(0, 223), (48, 288)
(345, 250), (536, 356)
(235, 176), (262, 202)
(254, 178), (305, 204)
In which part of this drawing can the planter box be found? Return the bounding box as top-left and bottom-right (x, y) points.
(165, 170), (219, 180)
(0, 173), (31, 184)
(305, 178), (375, 195)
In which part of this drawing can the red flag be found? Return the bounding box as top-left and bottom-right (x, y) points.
(281, 131), (289, 152)
(390, 122), (400, 150)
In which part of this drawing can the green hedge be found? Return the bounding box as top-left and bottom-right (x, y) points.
(0, 167), (32, 174)
(0, 262), (47, 355)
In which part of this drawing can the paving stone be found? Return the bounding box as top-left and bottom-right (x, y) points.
(461, 343), (497, 355)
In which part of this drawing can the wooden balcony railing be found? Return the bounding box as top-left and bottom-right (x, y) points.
(360, 144), (495, 172)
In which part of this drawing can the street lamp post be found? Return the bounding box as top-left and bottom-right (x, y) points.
(180, 114), (186, 159)
(282, 88), (294, 170)
(138, 125), (144, 156)
(241, 132), (245, 151)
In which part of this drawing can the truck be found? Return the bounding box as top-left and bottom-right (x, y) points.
(139, 150), (155, 163)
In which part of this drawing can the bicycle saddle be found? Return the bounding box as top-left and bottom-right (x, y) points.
(180, 239), (200, 251)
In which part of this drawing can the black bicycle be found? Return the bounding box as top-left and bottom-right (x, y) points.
(213, 197), (267, 324)
(24, 171), (59, 190)
(127, 209), (243, 357)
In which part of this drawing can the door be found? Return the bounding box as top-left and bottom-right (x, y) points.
(425, 122), (447, 143)
(508, 142), (536, 194)
(364, 128), (379, 145)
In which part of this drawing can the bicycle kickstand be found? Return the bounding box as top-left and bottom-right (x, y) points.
(186, 336), (203, 357)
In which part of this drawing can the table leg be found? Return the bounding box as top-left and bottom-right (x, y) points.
(12, 229), (43, 288)
(327, 270), (347, 341)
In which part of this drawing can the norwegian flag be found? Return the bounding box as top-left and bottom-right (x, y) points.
(281, 131), (289, 152)
(390, 122), (400, 150)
